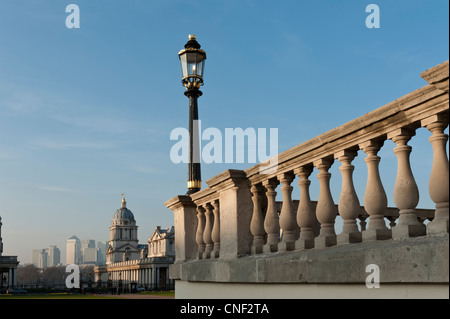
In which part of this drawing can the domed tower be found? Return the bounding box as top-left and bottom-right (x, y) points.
(106, 195), (140, 264)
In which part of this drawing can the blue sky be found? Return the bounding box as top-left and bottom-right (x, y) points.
(0, 0), (448, 264)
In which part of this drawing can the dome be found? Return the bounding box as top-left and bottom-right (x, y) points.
(113, 208), (135, 223)
(111, 195), (136, 225)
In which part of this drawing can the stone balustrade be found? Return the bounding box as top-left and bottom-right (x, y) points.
(165, 61), (449, 296)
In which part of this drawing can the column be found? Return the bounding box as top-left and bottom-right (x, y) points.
(138, 269), (141, 286)
(314, 158), (338, 247)
(294, 166), (316, 250)
(202, 203), (214, 259)
(9, 268), (16, 289)
(278, 172), (297, 251)
(156, 267), (160, 290)
(388, 128), (426, 238)
(195, 206), (206, 259)
(250, 184), (265, 254)
(359, 139), (391, 241)
(150, 268), (153, 289)
(263, 179), (280, 253)
(211, 200), (221, 258)
(335, 149), (362, 244)
(208, 169), (253, 258)
(164, 195), (197, 262)
(422, 114), (449, 234)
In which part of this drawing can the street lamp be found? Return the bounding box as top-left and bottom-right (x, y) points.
(178, 34), (206, 195)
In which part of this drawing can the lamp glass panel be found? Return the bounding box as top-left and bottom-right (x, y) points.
(197, 60), (205, 78)
(186, 52), (198, 76)
(179, 54), (188, 78)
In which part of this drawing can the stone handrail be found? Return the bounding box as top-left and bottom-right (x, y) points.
(165, 61), (449, 262)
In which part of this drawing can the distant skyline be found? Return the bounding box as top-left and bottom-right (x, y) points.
(31, 237), (107, 266)
(0, 1), (448, 264)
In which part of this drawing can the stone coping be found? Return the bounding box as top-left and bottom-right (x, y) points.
(170, 234), (448, 284)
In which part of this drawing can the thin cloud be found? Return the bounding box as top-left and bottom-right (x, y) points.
(29, 138), (115, 150)
(38, 186), (80, 193)
(0, 91), (44, 114)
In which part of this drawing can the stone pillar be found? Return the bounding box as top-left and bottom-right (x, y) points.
(250, 184), (265, 254)
(294, 166), (316, 250)
(195, 206), (206, 259)
(202, 203), (214, 259)
(314, 158), (338, 248)
(207, 170), (253, 258)
(335, 150), (362, 244)
(278, 172), (297, 251)
(388, 128), (426, 238)
(8, 268), (16, 289)
(150, 268), (153, 289)
(422, 114), (449, 234)
(359, 139), (392, 241)
(263, 179), (280, 253)
(143, 269), (147, 288)
(164, 195), (197, 262)
(211, 200), (221, 258)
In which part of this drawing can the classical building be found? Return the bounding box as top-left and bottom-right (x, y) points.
(95, 196), (175, 291)
(0, 216), (19, 291)
(106, 196), (140, 263)
(148, 226), (175, 257)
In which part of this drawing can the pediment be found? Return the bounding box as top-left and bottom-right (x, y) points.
(116, 243), (140, 253)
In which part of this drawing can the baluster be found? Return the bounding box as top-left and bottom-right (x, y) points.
(211, 200), (220, 258)
(335, 149), (362, 244)
(359, 139), (392, 241)
(294, 166), (315, 250)
(263, 179), (280, 253)
(314, 157), (338, 248)
(422, 114), (449, 234)
(202, 203), (214, 259)
(278, 172), (297, 251)
(388, 128), (426, 238)
(250, 184), (265, 254)
(195, 206), (206, 259)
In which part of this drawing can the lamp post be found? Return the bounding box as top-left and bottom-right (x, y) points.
(178, 34), (207, 195)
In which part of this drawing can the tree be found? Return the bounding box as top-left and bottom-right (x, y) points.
(17, 264), (40, 286)
(42, 266), (66, 288)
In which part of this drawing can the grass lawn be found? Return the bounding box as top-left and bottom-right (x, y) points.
(0, 293), (119, 299)
(138, 290), (175, 297)
(0, 290), (175, 299)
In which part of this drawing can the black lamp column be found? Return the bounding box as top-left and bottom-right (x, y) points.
(186, 88), (202, 194)
(178, 34), (207, 195)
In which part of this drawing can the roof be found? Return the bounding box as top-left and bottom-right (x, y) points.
(112, 207), (136, 224)
(111, 195), (136, 225)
